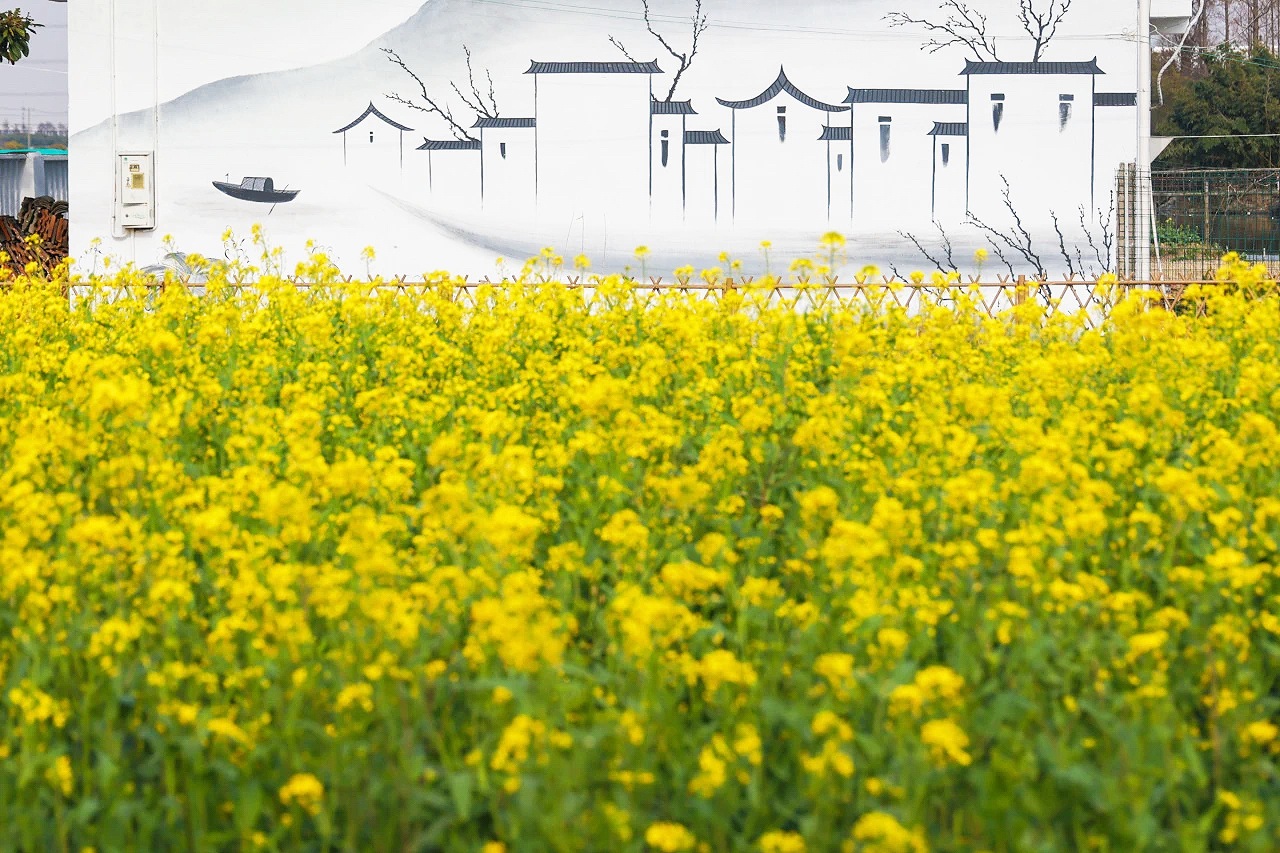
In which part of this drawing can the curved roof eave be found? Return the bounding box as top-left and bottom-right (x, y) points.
(717, 68), (849, 113)
(333, 102), (414, 134)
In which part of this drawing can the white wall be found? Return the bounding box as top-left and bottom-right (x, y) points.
(69, 0), (1190, 276)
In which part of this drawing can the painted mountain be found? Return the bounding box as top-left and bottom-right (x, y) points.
(72, 0), (1150, 276)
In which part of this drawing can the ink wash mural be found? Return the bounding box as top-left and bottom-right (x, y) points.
(70, 0), (1189, 276)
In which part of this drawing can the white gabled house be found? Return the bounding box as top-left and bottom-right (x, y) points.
(844, 89), (966, 230)
(717, 68), (850, 227)
(528, 60), (660, 222)
(962, 60), (1104, 226)
(683, 129), (729, 225)
(651, 99), (695, 221)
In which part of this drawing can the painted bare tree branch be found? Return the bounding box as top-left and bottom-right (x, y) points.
(885, 1), (1001, 62)
(888, 0), (1076, 62)
(610, 0), (709, 101)
(1078, 198), (1116, 276)
(898, 220), (960, 274)
(966, 176), (1048, 282)
(1051, 211), (1078, 278)
(1018, 0), (1072, 62)
(382, 46), (501, 143)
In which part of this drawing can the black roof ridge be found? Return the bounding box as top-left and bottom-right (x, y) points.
(960, 58), (1104, 75)
(684, 129), (729, 145)
(845, 88), (967, 105)
(473, 117), (537, 128)
(526, 60), (662, 74)
(417, 138), (482, 151)
(717, 67), (850, 113)
(333, 102), (414, 134)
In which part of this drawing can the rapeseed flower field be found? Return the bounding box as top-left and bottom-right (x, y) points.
(1, 252), (1278, 852)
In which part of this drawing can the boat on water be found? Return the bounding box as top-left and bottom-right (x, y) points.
(212, 177), (300, 204)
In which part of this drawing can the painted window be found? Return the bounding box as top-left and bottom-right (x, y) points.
(1059, 94), (1074, 131)
(991, 94), (1005, 133)
(879, 117), (891, 163)
(777, 106), (787, 143)
(369, 131), (375, 144)
(941, 143), (950, 167)
(500, 142), (508, 159)
(661, 129), (670, 167)
(837, 153), (844, 172)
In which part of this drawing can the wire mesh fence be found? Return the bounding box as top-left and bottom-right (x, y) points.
(1120, 167), (1280, 279)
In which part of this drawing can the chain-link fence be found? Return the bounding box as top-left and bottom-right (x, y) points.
(1119, 167), (1280, 279)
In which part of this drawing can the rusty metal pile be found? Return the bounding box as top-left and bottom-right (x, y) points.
(0, 196), (69, 276)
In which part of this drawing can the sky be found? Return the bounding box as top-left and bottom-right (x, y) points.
(0, 1), (68, 132)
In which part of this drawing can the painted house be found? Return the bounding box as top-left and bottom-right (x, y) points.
(683, 130), (730, 225)
(963, 60), (1104, 226)
(418, 138), (481, 210)
(928, 122), (968, 222)
(333, 102), (413, 181)
(529, 60), (658, 223)
(845, 89), (966, 230)
(717, 68), (849, 227)
(651, 99), (694, 221)
(474, 117), (536, 211)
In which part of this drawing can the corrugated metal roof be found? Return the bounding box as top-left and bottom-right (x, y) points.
(684, 130), (729, 145)
(819, 125), (852, 141)
(1094, 92), (1137, 107)
(653, 99), (697, 115)
(333, 102), (414, 134)
(961, 59), (1104, 75)
(928, 122), (968, 137)
(845, 89), (966, 105)
(473, 117), (537, 128)
(526, 60), (661, 74)
(717, 68), (850, 113)
(417, 139), (482, 151)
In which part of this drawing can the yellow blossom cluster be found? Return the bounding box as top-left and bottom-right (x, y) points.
(0, 252), (1278, 850)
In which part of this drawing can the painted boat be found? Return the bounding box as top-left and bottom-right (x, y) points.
(212, 177), (300, 204)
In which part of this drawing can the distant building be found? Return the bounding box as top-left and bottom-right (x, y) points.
(333, 102), (413, 179)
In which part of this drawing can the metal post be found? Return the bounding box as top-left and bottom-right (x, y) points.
(1136, 0), (1153, 280)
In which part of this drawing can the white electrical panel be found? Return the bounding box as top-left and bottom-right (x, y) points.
(116, 152), (156, 231)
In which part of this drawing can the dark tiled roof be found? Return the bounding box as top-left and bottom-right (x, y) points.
(417, 139), (481, 151)
(526, 60), (661, 74)
(928, 122), (968, 137)
(717, 68), (850, 113)
(333, 102), (413, 134)
(685, 130), (729, 145)
(1094, 92), (1137, 107)
(473, 117), (536, 128)
(653, 99), (697, 115)
(961, 59), (1104, 75)
(845, 88), (967, 104)
(819, 125), (852, 141)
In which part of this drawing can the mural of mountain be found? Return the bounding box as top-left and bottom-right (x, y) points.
(72, 0), (1149, 275)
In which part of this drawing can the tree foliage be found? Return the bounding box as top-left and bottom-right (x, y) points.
(1155, 45), (1280, 168)
(0, 8), (41, 65)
